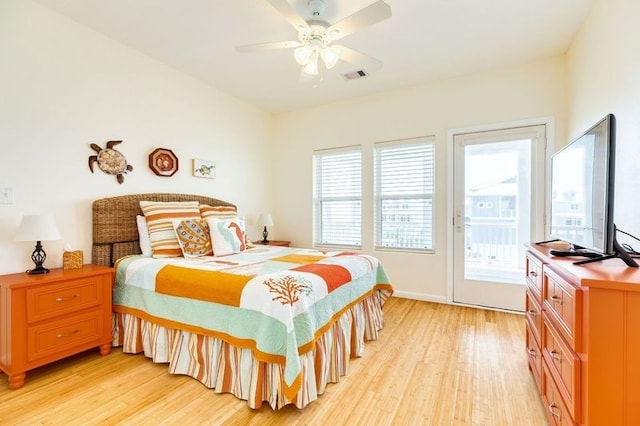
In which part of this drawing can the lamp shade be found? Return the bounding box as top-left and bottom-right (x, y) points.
(320, 46), (340, 69)
(294, 45), (313, 65)
(258, 213), (274, 227)
(15, 214), (61, 242)
(302, 52), (319, 76)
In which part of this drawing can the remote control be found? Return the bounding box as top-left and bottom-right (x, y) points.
(550, 250), (601, 258)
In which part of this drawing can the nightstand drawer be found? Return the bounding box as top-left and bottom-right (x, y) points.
(27, 309), (104, 362)
(26, 277), (103, 323)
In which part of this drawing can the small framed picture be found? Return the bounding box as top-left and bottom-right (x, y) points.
(149, 148), (179, 177)
(192, 159), (216, 179)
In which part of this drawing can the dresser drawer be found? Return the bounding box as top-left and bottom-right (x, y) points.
(526, 322), (542, 392)
(526, 253), (543, 301)
(542, 362), (574, 426)
(543, 268), (581, 348)
(26, 276), (104, 323)
(526, 289), (542, 345)
(542, 315), (580, 422)
(27, 309), (104, 362)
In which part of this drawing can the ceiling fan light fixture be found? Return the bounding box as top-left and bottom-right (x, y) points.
(238, 0), (392, 82)
(302, 51), (320, 75)
(320, 46), (339, 69)
(294, 45), (313, 65)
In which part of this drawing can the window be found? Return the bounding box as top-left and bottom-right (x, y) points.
(312, 147), (362, 248)
(374, 137), (435, 251)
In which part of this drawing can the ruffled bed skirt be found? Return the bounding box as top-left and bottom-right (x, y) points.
(112, 290), (389, 410)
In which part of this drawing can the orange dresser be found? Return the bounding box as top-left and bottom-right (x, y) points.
(525, 244), (640, 425)
(0, 265), (113, 389)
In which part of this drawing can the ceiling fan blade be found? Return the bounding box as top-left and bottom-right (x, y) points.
(326, 1), (391, 41)
(265, 0), (310, 32)
(334, 45), (383, 72)
(236, 40), (302, 53)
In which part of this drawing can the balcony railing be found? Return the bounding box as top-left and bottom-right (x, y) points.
(465, 218), (523, 284)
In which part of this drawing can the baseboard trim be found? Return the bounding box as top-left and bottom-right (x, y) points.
(391, 291), (524, 314)
(391, 291), (447, 304)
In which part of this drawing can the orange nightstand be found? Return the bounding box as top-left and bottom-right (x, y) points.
(252, 240), (291, 247)
(0, 265), (113, 389)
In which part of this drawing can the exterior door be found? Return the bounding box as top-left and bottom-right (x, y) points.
(452, 125), (546, 311)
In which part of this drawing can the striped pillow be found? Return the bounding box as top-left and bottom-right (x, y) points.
(199, 204), (237, 219)
(140, 201), (201, 258)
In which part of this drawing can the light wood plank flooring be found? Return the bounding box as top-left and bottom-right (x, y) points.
(0, 298), (548, 425)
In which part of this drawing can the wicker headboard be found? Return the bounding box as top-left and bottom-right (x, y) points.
(92, 193), (236, 266)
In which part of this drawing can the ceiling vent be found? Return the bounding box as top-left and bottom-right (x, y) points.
(342, 70), (368, 80)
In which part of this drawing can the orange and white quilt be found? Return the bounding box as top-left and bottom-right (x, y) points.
(113, 245), (393, 399)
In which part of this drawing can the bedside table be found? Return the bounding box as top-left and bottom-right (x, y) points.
(0, 265), (113, 389)
(252, 240), (291, 247)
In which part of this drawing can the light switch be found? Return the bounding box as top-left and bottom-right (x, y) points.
(0, 186), (14, 204)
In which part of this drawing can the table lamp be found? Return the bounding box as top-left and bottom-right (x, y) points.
(258, 212), (274, 243)
(15, 214), (61, 274)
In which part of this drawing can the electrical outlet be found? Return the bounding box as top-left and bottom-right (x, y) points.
(0, 186), (14, 204)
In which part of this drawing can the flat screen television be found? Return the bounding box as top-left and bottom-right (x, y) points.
(547, 113), (637, 266)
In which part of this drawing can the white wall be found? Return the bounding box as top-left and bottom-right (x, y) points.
(566, 0), (640, 243)
(0, 1), (274, 274)
(5, 0), (610, 302)
(273, 57), (567, 301)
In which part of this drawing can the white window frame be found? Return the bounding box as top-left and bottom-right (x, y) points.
(312, 146), (362, 249)
(374, 136), (435, 253)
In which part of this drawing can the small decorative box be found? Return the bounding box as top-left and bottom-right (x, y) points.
(63, 250), (83, 269)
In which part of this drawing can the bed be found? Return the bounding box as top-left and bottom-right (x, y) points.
(92, 193), (393, 410)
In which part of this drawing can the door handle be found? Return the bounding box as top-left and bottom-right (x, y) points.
(455, 210), (463, 232)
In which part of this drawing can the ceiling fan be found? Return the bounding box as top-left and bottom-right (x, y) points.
(236, 0), (392, 79)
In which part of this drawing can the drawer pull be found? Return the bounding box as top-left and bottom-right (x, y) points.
(527, 309), (537, 317)
(529, 271), (538, 277)
(550, 349), (562, 363)
(56, 329), (80, 339)
(527, 348), (537, 357)
(548, 402), (562, 420)
(55, 294), (80, 302)
(549, 295), (563, 305)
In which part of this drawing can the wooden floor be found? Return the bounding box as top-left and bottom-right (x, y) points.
(0, 298), (548, 425)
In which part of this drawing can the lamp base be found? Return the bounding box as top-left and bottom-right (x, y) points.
(262, 226), (269, 243)
(28, 240), (49, 274)
(27, 265), (50, 275)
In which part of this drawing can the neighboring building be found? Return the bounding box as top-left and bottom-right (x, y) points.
(465, 176), (518, 266)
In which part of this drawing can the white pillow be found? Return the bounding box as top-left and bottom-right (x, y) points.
(136, 215), (152, 257)
(207, 217), (247, 256)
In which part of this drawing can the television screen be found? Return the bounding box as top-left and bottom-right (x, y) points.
(549, 114), (615, 254)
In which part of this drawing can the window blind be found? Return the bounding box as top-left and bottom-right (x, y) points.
(374, 138), (435, 251)
(313, 147), (362, 247)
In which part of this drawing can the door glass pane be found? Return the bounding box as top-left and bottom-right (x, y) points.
(464, 139), (531, 284)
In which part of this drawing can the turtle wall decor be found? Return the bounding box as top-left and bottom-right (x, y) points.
(88, 140), (133, 184)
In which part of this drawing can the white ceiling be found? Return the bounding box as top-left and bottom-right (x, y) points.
(33, 0), (594, 113)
